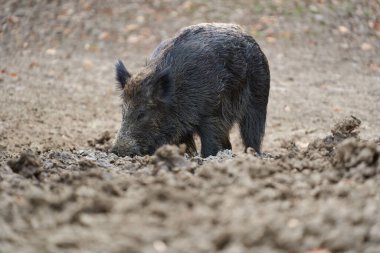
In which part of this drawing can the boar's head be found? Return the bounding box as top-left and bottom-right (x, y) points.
(110, 60), (176, 157)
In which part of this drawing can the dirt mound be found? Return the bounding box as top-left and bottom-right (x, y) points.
(1, 116), (380, 252)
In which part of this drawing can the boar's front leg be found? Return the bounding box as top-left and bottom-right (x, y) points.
(198, 118), (231, 157)
(222, 136), (232, 150)
(179, 133), (197, 156)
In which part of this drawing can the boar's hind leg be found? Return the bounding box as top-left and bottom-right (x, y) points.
(198, 120), (231, 158)
(240, 104), (266, 154)
(240, 49), (270, 154)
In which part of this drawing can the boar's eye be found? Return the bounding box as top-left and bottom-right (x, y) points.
(137, 111), (145, 121)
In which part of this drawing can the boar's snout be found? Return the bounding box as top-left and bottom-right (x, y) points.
(110, 138), (141, 157)
(110, 145), (141, 157)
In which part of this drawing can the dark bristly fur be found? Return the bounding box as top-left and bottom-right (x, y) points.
(111, 23), (270, 158)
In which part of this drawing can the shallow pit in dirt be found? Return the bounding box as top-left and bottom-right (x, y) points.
(1, 117), (380, 253)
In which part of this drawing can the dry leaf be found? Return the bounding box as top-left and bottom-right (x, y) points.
(98, 32), (110, 41)
(46, 48), (57, 55)
(307, 249), (331, 253)
(369, 20), (380, 31)
(82, 59), (94, 70)
(338, 25), (350, 34)
(369, 63), (380, 72)
(124, 24), (140, 32)
(361, 42), (373, 51)
(8, 15), (19, 24)
(266, 36), (276, 43)
(127, 35), (140, 44)
(287, 218), (300, 228)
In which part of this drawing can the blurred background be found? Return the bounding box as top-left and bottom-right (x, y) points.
(1, 0), (379, 153)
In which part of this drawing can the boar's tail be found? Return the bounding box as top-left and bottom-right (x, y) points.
(240, 41), (270, 154)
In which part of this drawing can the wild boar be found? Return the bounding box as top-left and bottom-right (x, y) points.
(111, 23), (270, 157)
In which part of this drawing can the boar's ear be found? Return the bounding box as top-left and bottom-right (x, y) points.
(154, 68), (174, 103)
(115, 60), (131, 90)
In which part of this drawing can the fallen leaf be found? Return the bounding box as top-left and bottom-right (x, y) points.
(29, 62), (39, 69)
(287, 218), (300, 228)
(124, 24), (139, 32)
(280, 31), (292, 39)
(98, 32), (110, 41)
(82, 59), (94, 70)
(136, 15), (145, 24)
(361, 42), (373, 51)
(307, 249), (331, 253)
(369, 63), (380, 72)
(266, 36), (276, 43)
(369, 20), (380, 31)
(127, 35), (140, 44)
(260, 16), (277, 26)
(84, 43), (98, 52)
(46, 48), (57, 55)
(8, 15), (19, 24)
(338, 25), (350, 34)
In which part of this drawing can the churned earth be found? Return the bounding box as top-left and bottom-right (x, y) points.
(1, 1), (380, 252)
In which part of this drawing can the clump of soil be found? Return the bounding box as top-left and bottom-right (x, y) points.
(331, 115), (361, 140)
(306, 115), (362, 158)
(151, 144), (196, 173)
(333, 138), (380, 180)
(7, 151), (42, 178)
(87, 131), (113, 151)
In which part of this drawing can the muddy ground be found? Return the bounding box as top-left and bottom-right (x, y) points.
(1, 0), (380, 252)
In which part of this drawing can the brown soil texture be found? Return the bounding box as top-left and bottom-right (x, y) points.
(1, 1), (380, 252)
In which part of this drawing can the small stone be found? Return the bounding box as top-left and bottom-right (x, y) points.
(153, 240), (167, 252)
